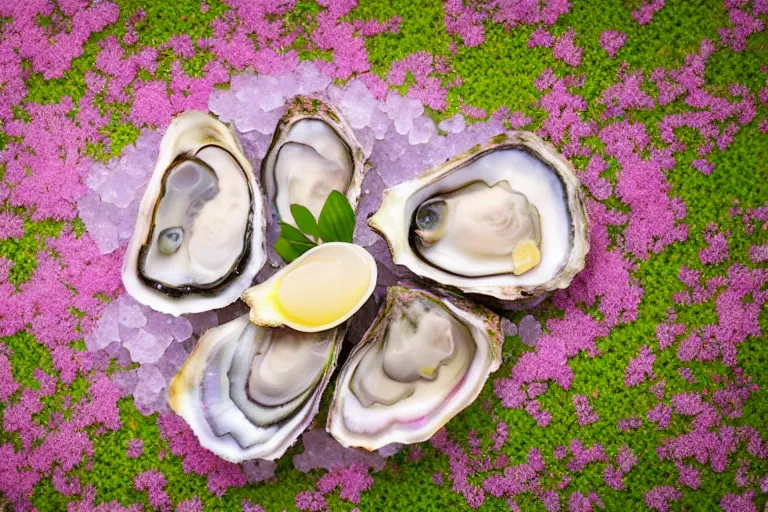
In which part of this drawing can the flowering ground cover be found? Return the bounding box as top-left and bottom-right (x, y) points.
(1, 0), (767, 510)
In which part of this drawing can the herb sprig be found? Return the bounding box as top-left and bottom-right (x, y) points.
(274, 190), (356, 263)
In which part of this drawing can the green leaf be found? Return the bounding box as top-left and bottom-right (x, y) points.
(317, 190), (355, 243)
(274, 238), (306, 263)
(290, 204), (319, 241)
(279, 222), (317, 248)
(274, 222), (317, 263)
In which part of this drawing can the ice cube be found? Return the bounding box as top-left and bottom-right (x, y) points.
(438, 114), (466, 134)
(518, 315), (542, 347)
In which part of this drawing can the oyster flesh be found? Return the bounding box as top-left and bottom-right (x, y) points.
(123, 111), (265, 315)
(327, 286), (502, 450)
(369, 132), (589, 302)
(262, 98), (366, 230)
(168, 314), (342, 462)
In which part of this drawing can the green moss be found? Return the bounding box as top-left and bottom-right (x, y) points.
(2, 332), (55, 392)
(4, 0), (768, 509)
(0, 217), (62, 284)
(353, 0), (451, 78)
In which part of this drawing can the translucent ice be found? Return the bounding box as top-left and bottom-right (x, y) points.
(239, 130), (272, 162)
(144, 311), (175, 348)
(171, 316), (193, 342)
(230, 72), (259, 93)
(501, 317), (518, 338)
(378, 443), (404, 457)
(353, 169), (386, 248)
(353, 126), (375, 158)
(85, 300), (120, 352)
(235, 104), (285, 135)
(110, 369), (138, 396)
(77, 193), (119, 254)
(253, 75), (286, 112)
(118, 299), (146, 329)
(155, 341), (189, 380)
(186, 310), (218, 336)
(242, 459), (277, 483)
(408, 115), (436, 145)
(518, 315), (542, 347)
(209, 89), (240, 122)
(383, 92), (424, 135)
(333, 80), (376, 130)
(134, 365), (167, 415)
(295, 61), (332, 95)
(293, 429), (386, 473)
(124, 328), (165, 365)
(367, 106), (391, 140)
(438, 114), (467, 134)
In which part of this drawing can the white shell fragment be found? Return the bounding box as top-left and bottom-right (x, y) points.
(262, 98), (366, 230)
(123, 111), (266, 316)
(369, 132), (589, 303)
(241, 243), (377, 333)
(327, 286), (503, 450)
(168, 314), (342, 462)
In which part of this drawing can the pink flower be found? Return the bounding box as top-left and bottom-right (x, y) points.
(0, 213), (24, 240)
(599, 30), (627, 57)
(552, 28), (582, 67)
(644, 486), (682, 511)
(624, 345), (656, 386)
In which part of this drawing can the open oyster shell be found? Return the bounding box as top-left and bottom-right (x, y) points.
(368, 132), (589, 303)
(168, 314), (343, 462)
(123, 111), (266, 316)
(261, 98), (367, 235)
(327, 286), (503, 450)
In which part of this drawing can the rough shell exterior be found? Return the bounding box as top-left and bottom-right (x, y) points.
(326, 285), (503, 451)
(260, 96), (368, 224)
(122, 111), (266, 316)
(368, 131), (590, 303)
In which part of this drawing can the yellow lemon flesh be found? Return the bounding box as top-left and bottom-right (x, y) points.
(275, 244), (372, 329)
(512, 239), (541, 276)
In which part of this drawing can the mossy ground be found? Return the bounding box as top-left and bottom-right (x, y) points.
(1, 0), (766, 510)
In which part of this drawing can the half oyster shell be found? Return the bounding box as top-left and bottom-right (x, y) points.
(368, 132), (589, 303)
(327, 286), (502, 450)
(123, 111), (265, 315)
(261, 98), (366, 233)
(168, 314), (342, 462)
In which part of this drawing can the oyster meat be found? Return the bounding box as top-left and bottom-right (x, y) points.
(262, 98), (366, 230)
(327, 286), (502, 450)
(123, 111), (265, 315)
(369, 132), (589, 302)
(168, 314), (342, 462)
(242, 243), (377, 333)
(414, 180), (542, 277)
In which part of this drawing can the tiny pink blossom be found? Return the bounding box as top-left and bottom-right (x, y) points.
(599, 30), (627, 58)
(625, 345), (656, 386)
(644, 486), (682, 511)
(552, 28), (582, 67)
(0, 213), (24, 240)
(126, 438), (144, 458)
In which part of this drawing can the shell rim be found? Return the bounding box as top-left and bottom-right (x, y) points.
(121, 110), (267, 316)
(167, 314), (345, 462)
(259, 96), (368, 228)
(326, 285), (503, 451)
(367, 131), (590, 303)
